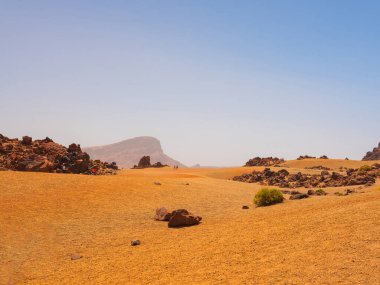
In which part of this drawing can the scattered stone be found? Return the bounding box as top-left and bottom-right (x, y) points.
(244, 157), (285, 167)
(154, 181), (162, 186)
(233, 166), (379, 188)
(344, 189), (356, 195)
(70, 253), (83, 260)
(242, 205), (250, 209)
(155, 207), (172, 221)
(289, 193), (309, 200)
(305, 165), (331, 171)
(131, 240), (141, 246)
(308, 189), (327, 196)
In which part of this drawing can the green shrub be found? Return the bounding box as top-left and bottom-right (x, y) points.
(254, 188), (284, 207)
(358, 165), (371, 172)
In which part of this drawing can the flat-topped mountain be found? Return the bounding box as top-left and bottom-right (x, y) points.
(83, 136), (185, 168)
(363, 142), (380, 161)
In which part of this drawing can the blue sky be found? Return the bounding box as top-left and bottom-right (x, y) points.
(1, 1), (379, 166)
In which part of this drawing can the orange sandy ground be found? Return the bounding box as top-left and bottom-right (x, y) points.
(1, 159), (380, 284)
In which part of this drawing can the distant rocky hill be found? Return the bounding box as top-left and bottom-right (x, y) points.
(83, 136), (185, 168)
(363, 142), (380, 161)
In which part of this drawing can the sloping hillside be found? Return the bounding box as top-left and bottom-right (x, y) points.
(83, 136), (185, 168)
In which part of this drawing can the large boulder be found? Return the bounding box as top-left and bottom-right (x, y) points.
(168, 209), (202, 228)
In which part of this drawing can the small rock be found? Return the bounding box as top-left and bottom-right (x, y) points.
(242, 205), (249, 209)
(289, 193), (309, 200)
(155, 207), (172, 221)
(344, 189), (355, 195)
(131, 240), (141, 246)
(154, 181), (161, 186)
(22, 136), (32, 145)
(70, 253), (83, 260)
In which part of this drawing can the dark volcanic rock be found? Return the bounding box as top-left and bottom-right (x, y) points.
(22, 136), (32, 145)
(244, 157), (285, 167)
(297, 155), (316, 160)
(305, 165), (331, 171)
(233, 165), (379, 188)
(168, 209), (202, 228)
(363, 142), (380, 161)
(0, 134), (117, 175)
(132, 155), (168, 169)
(289, 193), (309, 200)
(131, 240), (141, 246)
(137, 156), (151, 168)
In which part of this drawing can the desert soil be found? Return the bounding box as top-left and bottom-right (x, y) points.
(1, 159), (380, 284)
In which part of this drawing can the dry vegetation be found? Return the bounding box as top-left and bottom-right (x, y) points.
(1, 159), (380, 284)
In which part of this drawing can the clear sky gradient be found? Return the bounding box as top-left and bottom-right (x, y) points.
(1, 1), (379, 166)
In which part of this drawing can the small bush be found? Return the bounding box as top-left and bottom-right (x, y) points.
(359, 165), (371, 172)
(254, 188), (284, 207)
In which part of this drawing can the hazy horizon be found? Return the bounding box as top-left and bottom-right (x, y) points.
(1, 1), (380, 166)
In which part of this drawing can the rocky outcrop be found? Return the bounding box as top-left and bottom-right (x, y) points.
(244, 157), (285, 167)
(0, 134), (118, 175)
(363, 142), (380, 161)
(233, 165), (380, 188)
(297, 155), (316, 160)
(83, 136), (185, 168)
(132, 156), (168, 169)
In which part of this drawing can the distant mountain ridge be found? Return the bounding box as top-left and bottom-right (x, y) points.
(83, 136), (185, 168)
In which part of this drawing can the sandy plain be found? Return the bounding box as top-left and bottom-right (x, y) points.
(1, 159), (379, 284)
